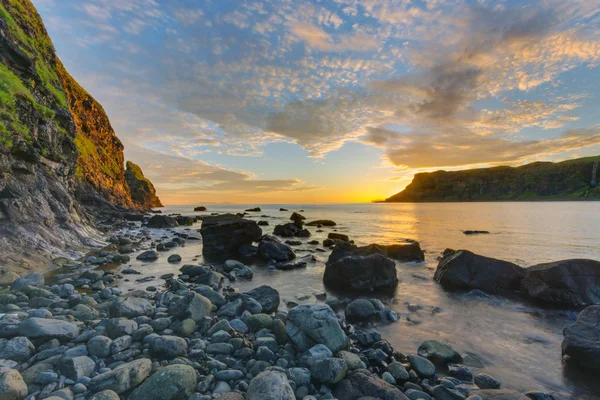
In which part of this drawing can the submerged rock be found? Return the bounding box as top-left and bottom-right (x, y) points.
(434, 250), (525, 293)
(562, 305), (600, 369)
(522, 259), (600, 306)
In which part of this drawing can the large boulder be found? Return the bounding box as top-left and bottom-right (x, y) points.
(246, 370), (295, 400)
(10, 272), (44, 291)
(333, 369), (409, 400)
(286, 304), (347, 352)
(0, 367), (27, 399)
(147, 215), (178, 228)
(0, 337), (34, 361)
(109, 297), (155, 319)
(434, 250), (525, 293)
(128, 364), (196, 400)
(258, 236), (296, 262)
(18, 318), (79, 342)
(89, 359), (152, 394)
(522, 259), (600, 306)
(324, 253), (397, 292)
(200, 214), (262, 255)
(242, 285), (280, 314)
(328, 241), (424, 263)
(168, 292), (212, 322)
(562, 305), (600, 369)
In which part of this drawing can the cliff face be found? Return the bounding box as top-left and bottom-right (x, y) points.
(0, 0), (159, 275)
(125, 161), (163, 208)
(386, 156), (600, 202)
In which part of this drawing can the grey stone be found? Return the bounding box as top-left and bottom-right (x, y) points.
(129, 364), (197, 400)
(89, 358), (152, 394)
(18, 318), (80, 342)
(150, 336), (188, 359)
(246, 370), (295, 400)
(286, 304), (347, 352)
(312, 358), (347, 384)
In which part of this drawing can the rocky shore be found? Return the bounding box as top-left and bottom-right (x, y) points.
(0, 209), (597, 400)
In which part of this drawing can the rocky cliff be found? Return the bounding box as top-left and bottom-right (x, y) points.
(125, 161), (163, 208)
(0, 0), (160, 275)
(386, 156), (600, 202)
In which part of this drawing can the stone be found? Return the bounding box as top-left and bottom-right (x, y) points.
(324, 253), (397, 292)
(167, 254), (182, 263)
(147, 215), (178, 228)
(258, 236), (296, 262)
(200, 214), (262, 255)
(345, 299), (378, 322)
(474, 374), (501, 389)
(10, 273), (44, 291)
(469, 389), (529, 400)
(333, 369), (408, 400)
(287, 367), (311, 387)
(434, 250), (525, 293)
(328, 241), (424, 264)
(328, 232), (349, 241)
(387, 361), (410, 381)
(246, 370), (295, 400)
(0, 367), (27, 400)
(243, 285), (280, 314)
(431, 385), (466, 400)
(561, 305), (600, 369)
(18, 318), (79, 342)
(214, 369), (244, 381)
(87, 336), (112, 358)
(0, 337), (34, 361)
(89, 389), (120, 400)
(337, 350), (363, 370)
(150, 336), (188, 359)
(168, 292), (212, 322)
(312, 358), (347, 384)
(418, 340), (463, 365)
(194, 286), (226, 307)
(136, 250), (160, 261)
(245, 314), (273, 333)
(129, 364), (197, 400)
(286, 304), (347, 352)
(105, 318), (138, 339)
(89, 359), (152, 393)
(110, 297), (155, 318)
(522, 259), (600, 306)
(59, 356), (96, 380)
(408, 354), (436, 377)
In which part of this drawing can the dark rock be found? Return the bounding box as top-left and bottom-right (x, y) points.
(469, 389), (529, 399)
(246, 370), (295, 400)
(434, 250), (525, 293)
(258, 235), (296, 262)
(306, 220), (336, 226)
(561, 305), (600, 369)
(194, 206), (207, 211)
(243, 285), (280, 314)
(324, 253), (397, 292)
(89, 358), (152, 393)
(418, 340), (463, 365)
(345, 299), (378, 322)
(275, 261), (307, 270)
(328, 241), (424, 264)
(463, 230), (490, 235)
(328, 232), (349, 241)
(19, 318), (79, 342)
(136, 250), (159, 261)
(200, 214), (262, 255)
(522, 259), (600, 306)
(246, 207), (261, 212)
(333, 369), (409, 400)
(129, 364), (196, 400)
(10, 273), (44, 291)
(147, 215), (178, 228)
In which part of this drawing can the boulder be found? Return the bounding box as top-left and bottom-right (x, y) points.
(328, 241), (424, 264)
(562, 305), (600, 369)
(0, 367), (27, 399)
(18, 318), (79, 342)
(273, 223), (301, 238)
(258, 236), (296, 262)
(168, 292), (212, 322)
(246, 370), (295, 400)
(328, 232), (349, 241)
(0, 337), (34, 361)
(89, 359), (152, 393)
(194, 206), (207, 211)
(417, 340), (463, 365)
(522, 259), (600, 306)
(200, 214), (262, 255)
(147, 215), (178, 228)
(345, 299), (378, 322)
(59, 355), (96, 380)
(110, 297), (155, 318)
(469, 389), (529, 399)
(434, 250), (525, 293)
(243, 285), (280, 314)
(89, 390), (120, 400)
(150, 336), (188, 359)
(10, 272), (44, 291)
(333, 369), (409, 400)
(136, 250), (160, 261)
(306, 220), (336, 226)
(129, 364), (196, 400)
(324, 253), (397, 292)
(312, 357), (347, 384)
(286, 304), (347, 352)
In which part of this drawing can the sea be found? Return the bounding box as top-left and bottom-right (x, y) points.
(111, 202), (600, 399)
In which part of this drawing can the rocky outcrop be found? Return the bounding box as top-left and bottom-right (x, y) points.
(0, 0), (160, 275)
(386, 156), (600, 202)
(561, 305), (600, 369)
(125, 161), (162, 208)
(521, 259), (600, 306)
(434, 250), (525, 293)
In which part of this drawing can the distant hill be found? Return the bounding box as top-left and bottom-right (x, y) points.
(385, 156), (600, 202)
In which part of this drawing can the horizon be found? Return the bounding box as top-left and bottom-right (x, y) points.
(33, 0), (600, 204)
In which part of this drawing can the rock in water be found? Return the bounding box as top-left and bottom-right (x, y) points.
(246, 370), (295, 400)
(89, 359), (152, 393)
(417, 340), (463, 365)
(200, 214), (262, 255)
(147, 215), (178, 228)
(328, 241), (424, 263)
(129, 364), (196, 400)
(0, 367), (27, 399)
(522, 259), (600, 306)
(125, 161), (163, 208)
(286, 304), (348, 352)
(562, 305), (600, 369)
(333, 369), (409, 400)
(323, 253), (397, 292)
(434, 250), (525, 293)
(258, 235), (296, 262)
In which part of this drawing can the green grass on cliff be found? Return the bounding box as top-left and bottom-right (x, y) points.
(0, 63), (33, 148)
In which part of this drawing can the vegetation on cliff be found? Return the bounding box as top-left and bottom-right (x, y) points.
(386, 156), (600, 202)
(125, 161), (163, 208)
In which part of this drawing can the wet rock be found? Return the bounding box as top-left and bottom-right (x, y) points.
(0, 367), (27, 399)
(562, 305), (600, 369)
(522, 259), (600, 306)
(286, 304), (347, 352)
(168, 292), (212, 322)
(200, 214), (262, 255)
(324, 253), (397, 292)
(345, 299), (378, 322)
(147, 215), (178, 228)
(306, 220), (336, 226)
(388, 361), (410, 381)
(312, 357), (347, 384)
(469, 389), (529, 400)
(408, 354), (436, 377)
(418, 340), (463, 365)
(136, 250), (160, 261)
(245, 314), (273, 332)
(328, 241), (424, 264)
(474, 373), (501, 389)
(129, 364), (197, 400)
(88, 358), (152, 393)
(105, 318), (138, 339)
(167, 254), (182, 263)
(434, 250), (525, 293)
(243, 285), (280, 314)
(333, 369), (409, 400)
(19, 318), (79, 342)
(258, 236), (296, 262)
(246, 370), (295, 400)
(432, 384), (466, 399)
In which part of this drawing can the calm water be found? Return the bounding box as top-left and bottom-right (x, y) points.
(113, 202), (600, 399)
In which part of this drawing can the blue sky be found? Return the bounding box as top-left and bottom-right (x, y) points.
(33, 0), (600, 203)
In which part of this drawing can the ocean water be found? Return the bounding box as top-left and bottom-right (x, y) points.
(113, 202), (600, 399)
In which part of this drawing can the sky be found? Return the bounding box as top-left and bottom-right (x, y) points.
(33, 0), (600, 204)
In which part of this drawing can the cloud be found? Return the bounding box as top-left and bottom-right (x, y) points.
(290, 22), (379, 51)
